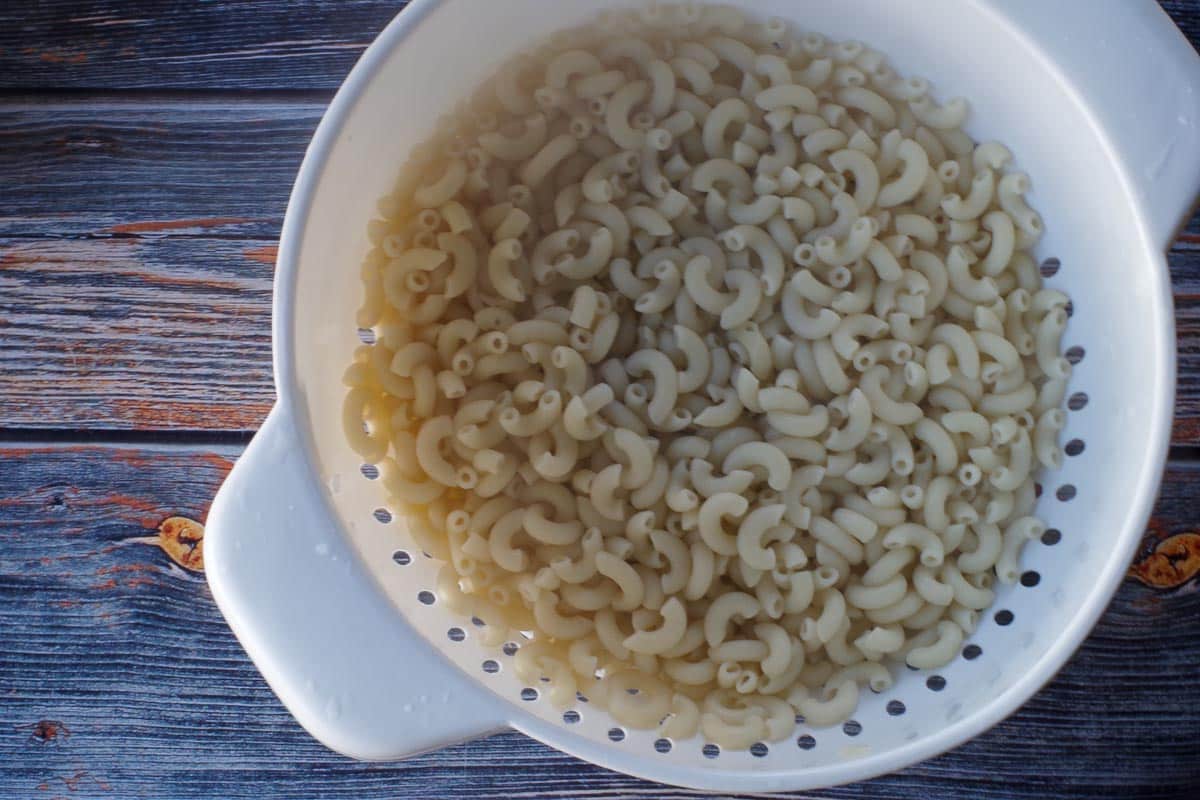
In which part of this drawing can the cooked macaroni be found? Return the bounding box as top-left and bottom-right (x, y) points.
(344, 3), (1072, 751)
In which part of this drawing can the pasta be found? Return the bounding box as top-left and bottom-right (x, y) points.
(344, 3), (1073, 751)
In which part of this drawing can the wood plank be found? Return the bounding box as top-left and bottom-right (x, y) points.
(0, 2), (1195, 92)
(1, 445), (1198, 799)
(1, 101), (1200, 438)
(0, 236), (274, 431)
(0, 100), (323, 239)
(0, 1), (402, 90)
(1173, 242), (1200, 445)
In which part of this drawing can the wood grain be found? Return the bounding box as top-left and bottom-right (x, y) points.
(0, 236), (273, 431)
(0, 1), (402, 91)
(0, 100), (323, 239)
(1, 444), (1198, 800)
(1171, 241), (1200, 445)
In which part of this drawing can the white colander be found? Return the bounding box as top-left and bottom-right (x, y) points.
(205, 0), (1200, 791)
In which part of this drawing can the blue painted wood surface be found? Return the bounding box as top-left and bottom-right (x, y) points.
(1, 2), (1200, 799)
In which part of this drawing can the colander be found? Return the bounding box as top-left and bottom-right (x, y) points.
(205, 0), (1200, 791)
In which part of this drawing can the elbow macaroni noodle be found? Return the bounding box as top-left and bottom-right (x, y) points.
(344, 4), (1072, 751)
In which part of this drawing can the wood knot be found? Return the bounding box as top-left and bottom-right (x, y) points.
(30, 719), (70, 743)
(1130, 531), (1200, 590)
(158, 516), (204, 571)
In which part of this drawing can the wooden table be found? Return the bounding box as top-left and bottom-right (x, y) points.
(2, 3), (1199, 798)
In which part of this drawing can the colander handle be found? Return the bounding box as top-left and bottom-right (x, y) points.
(205, 404), (509, 760)
(998, 0), (1200, 249)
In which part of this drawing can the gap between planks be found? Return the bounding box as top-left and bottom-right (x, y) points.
(1170, 444), (1200, 461)
(0, 88), (335, 109)
(0, 428), (253, 450)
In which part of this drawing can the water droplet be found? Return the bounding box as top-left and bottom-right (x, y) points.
(328, 474), (343, 494)
(402, 703), (414, 713)
(315, 542), (330, 557)
(325, 697), (341, 720)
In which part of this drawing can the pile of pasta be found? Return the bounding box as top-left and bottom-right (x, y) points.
(344, 3), (1073, 749)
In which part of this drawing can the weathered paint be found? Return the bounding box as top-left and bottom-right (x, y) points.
(0, 1), (400, 90)
(108, 216), (252, 235)
(0, 236), (275, 431)
(243, 244), (279, 265)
